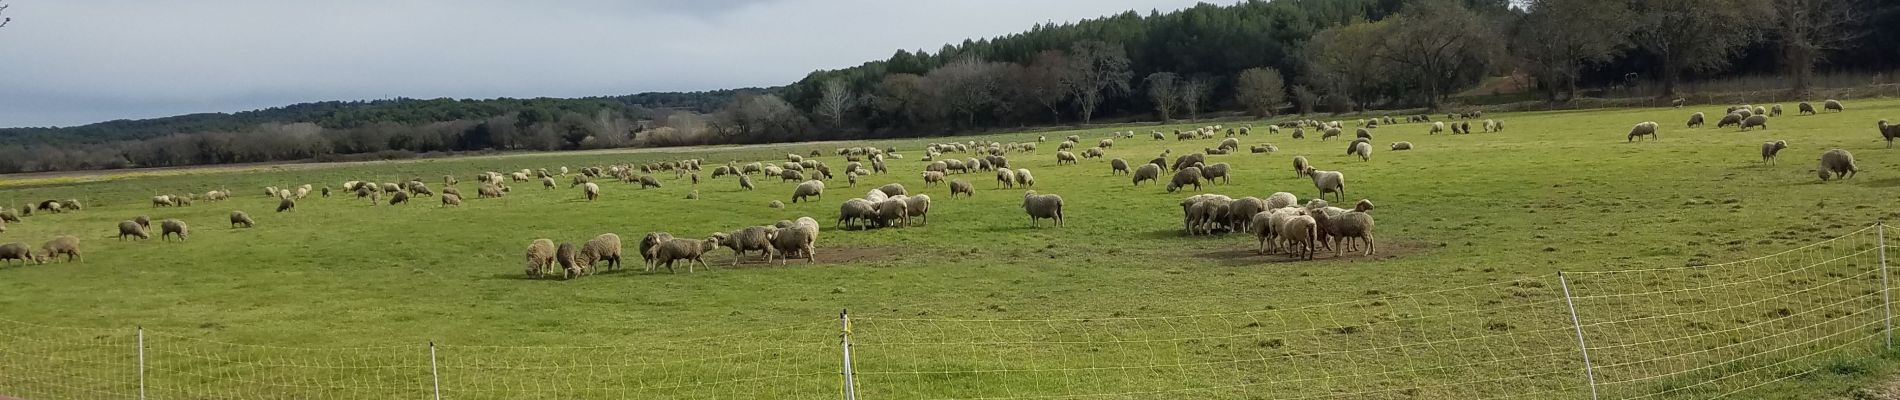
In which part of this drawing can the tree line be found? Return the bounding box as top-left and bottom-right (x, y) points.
(2, 0), (1897, 173)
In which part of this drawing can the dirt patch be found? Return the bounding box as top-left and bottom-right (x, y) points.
(703, 245), (906, 268)
(1189, 240), (1435, 266)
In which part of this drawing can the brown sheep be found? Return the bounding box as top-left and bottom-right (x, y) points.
(0, 242), (39, 265)
(118, 220), (150, 241)
(648, 237), (719, 273)
(230, 211), (255, 228)
(40, 236), (80, 263)
(277, 197), (296, 213)
(639, 232), (674, 265)
(160, 219), (189, 241)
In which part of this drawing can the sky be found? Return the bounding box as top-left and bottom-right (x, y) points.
(0, 0), (1207, 128)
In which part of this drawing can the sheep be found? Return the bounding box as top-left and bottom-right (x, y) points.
(1014, 169), (1036, 189)
(1266, 192), (1298, 211)
(0, 242), (39, 265)
(118, 220), (150, 241)
(639, 175), (663, 188)
(0, 209), (17, 223)
(479, 184), (505, 198)
(1109, 158), (1131, 175)
(524, 239), (557, 278)
(1451, 123), (1465, 134)
(1278, 215), (1319, 260)
(1199, 162), (1231, 184)
(553, 242), (587, 278)
(635, 232), (675, 266)
(541, 176), (557, 190)
(1672, 98), (1686, 108)
(788, 180), (827, 203)
(1390, 141), (1413, 151)
(1757, 140), (1790, 165)
(873, 198), (910, 228)
(1430, 122), (1445, 135)
(1292, 156), (1310, 178)
(735, 174), (755, 192)
(229, 210), (255, 228)
(1819, 149), (1858, 181)
(160, 219), (189, 241)
(838, 198), (877, 229)
(574, 233), (624, 273)
(1687, 112), (1705, 128)
(1082, 148), (1105, 159)
(1825, 99), (1844, 112)
(1181, 194), (1234, 235)
(1249, 210), (1283, 254)
(173, 196), (193, 207)
(1799, 102), (1817, 115)
(1321, 127), (1341, 140)
(1740, 115), (1769, 131)
(1292, 127), (1305, 139)
(1879, 120), (1900, 148)
(440, 193), (462, 206)
(388, 190), (410, 206)
(370, 190), (383, 205)
(1627, 122), (1659, 142)
(995, 168), (1018, 188)
(1164, 166), (1204, 193)
(766, 217), (821, 265)
(1769, 104), (1783, 117)
(864, 189), (889, 203)
(1350, 141), (1372, 161)
(1321, 206), (1376, 257)
(1099, 138), (1114, 148)
(875, 183), (907, 197)
(152, 195), (175, 208)
(1354, 128), (1372, 140)
(1171, 153), (1206, 171)
(1219, 137), (1240, 152)
(1023, 191), (1064, 227)
(1227, 196), (1268, 233)
(1306, 168), (1346, 202)
(715, 226), (776, 265)
(1056, 151), (1078, 165)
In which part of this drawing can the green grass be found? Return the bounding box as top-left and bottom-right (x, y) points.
(4, 100), (1900, 399)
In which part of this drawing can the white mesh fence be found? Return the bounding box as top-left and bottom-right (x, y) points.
(0, 224), (1893, 400)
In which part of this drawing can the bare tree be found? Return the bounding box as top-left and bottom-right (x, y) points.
(1774, 0), (1878, 96)
(1373, 0), (1501, 109)
(1020, 50), (1072, 123)
(1, 4), (10, 29)
(1512, 0), (1634, 100)
(1291, 85), (1318, 116)
(1144, 72), (1182, 122)
(1234, 67), (1286, 118)
(1061, 40), (1133, 125)
(1308, 21), (1392, 110)
(1178, 77), (1212, 122)
(1631, 0), (1770, 97)
(927, 57), (1005, 129)
(814, 79), (855, 128)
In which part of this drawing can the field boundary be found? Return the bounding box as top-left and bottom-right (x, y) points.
(3, 223), (1895, 399)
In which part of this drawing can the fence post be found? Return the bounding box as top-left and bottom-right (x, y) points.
(840, 309), (858, 400)
(1558, 273), (1600, 400)
(1880, 222), (1892, 349)
(137, 326), (146, 400)
(429, 341), (441, 400)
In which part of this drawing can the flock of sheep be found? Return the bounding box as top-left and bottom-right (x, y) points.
(2, 98), (1892, 270)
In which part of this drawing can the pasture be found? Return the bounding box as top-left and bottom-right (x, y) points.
(4, 99), (1900, 399)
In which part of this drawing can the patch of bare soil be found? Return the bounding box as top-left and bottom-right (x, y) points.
(705, 245), (905, 268)
(1190, 240), (1435, 266)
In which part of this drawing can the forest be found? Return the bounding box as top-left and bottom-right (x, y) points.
(2, 0), (1897, 173)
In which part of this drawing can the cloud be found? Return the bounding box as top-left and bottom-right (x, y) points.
(0, 0), (1203, 127)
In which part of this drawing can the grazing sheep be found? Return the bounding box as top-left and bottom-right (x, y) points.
(1227, 196), (1268, 233)
(1770, 104), (1783, 117)
(1199, 162), (1231, 184)
(1740, 115), (1769, 131)
(1014, 168), (1036, 189)
(1799, 102), (1817, 115)
(715, 226), (776, 265)
(1181, 194), (1234, 235)
(118, 220), (150, 241)
(160, 219), (189, 241)
(1110, 158), (1130, 174)
(1321, 128), (1341, 140)
(229, 211), (254, 228)
(524, 239), (557, 278)
(1687, 112), (1705, 128)
(767, 217), (821, 265)
(269, 195), (294, 213)
(574, 233), (624, 273)
(129, 216), (151, 230)
(1023, 191), (1064, 227)
(1306, 168), (1346, 202)
(1824, 99), (1844, 112)
(873, 198), (909, 228)
(0, 209), (18, 223)
(1219, 137), (1241, 152)
(1126, 163), (1161, 186)
(1350, 141), (1372, 161)
(1879, 120), (1900, 148)
(1354, 128), (1372, 140)
(1278, 215), (1319, 260)
(1627, 122), (1660, 142)
(1292, 127), (1305, 139)
(779, 169), (805, 183)
(152, 195), (175, 208)
(1429, 122), (1445, 135)
(554, 243), (586, 278)
(1390, 141), (1413, 151)
(441, 193), (462, 206)
(946, 179), (975, 198)
(739, 174), (756, 191)
(1819, 149), (1858, 181)
(638, 175), (663, 188)
(1056, 151), (1078, 165)
(1082, 148), (1104, 159)
(1715, 113), (1743, 129)
(542, 176), (557, 189)
(479, 184), (505, 198)
(864, 189), (888, 203)
(1292, 156), (1310, 178)
(876, 183), (907, 197)
(995, 168), (1018, 188)
(838, 198), (878, 229)
(921, 171), (946, 188)
(1099, 138), (1114, 148)
(1166, 167), (1203, 193)
(1171, 153), (1206, 171)
(1672, 98), (1686, 108)
(792, 180), (826, 203)
(388, 190), (410, 206)
(685, 190), (699, 200)
(582, 182), (601, 201)
(1266, 192), (1298, 211)
(0, 242), (38, 265)
(441, 186), (461, 197)
(1761, 140), (1788, 164)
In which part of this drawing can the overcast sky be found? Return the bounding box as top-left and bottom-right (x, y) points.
(0, 0), (1208, 128)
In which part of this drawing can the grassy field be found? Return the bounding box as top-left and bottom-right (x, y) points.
(4, 99), (1900, 399)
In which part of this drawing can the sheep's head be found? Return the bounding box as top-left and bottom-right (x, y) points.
(1354, 199), (1375, 212)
